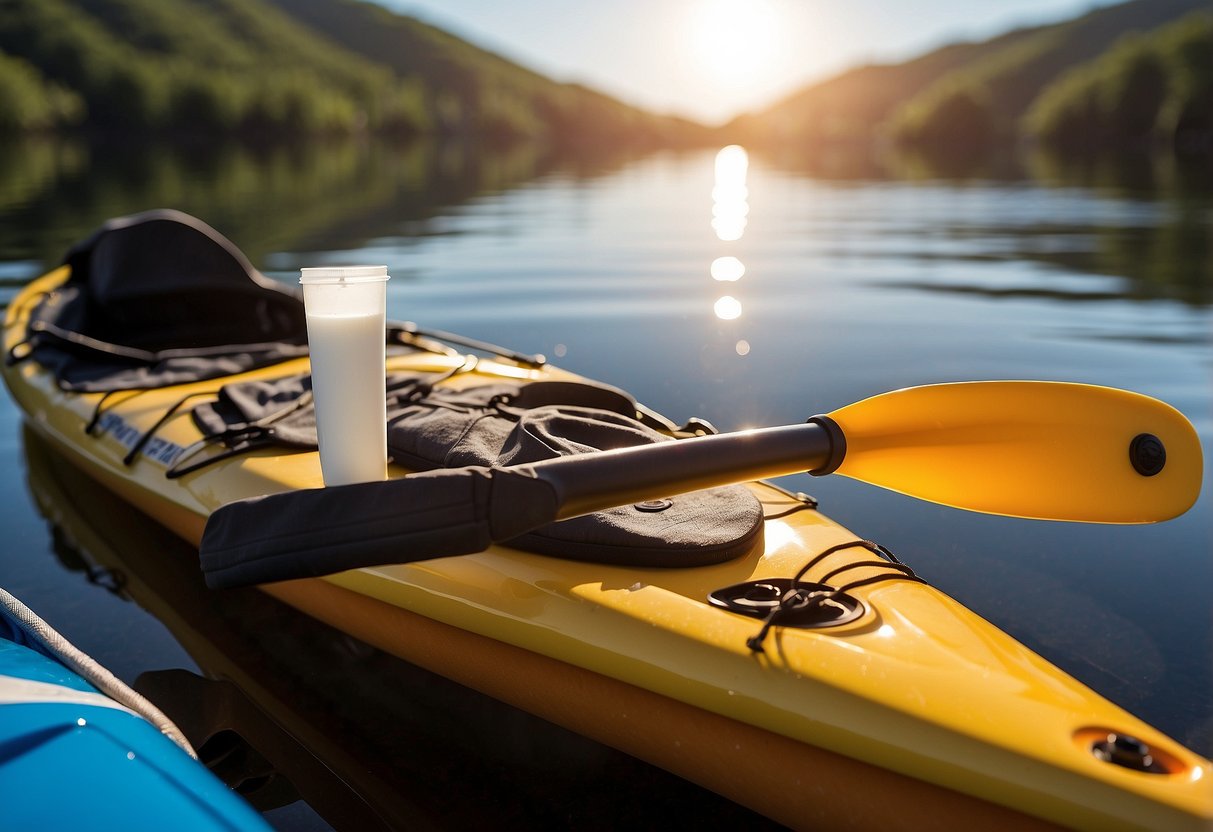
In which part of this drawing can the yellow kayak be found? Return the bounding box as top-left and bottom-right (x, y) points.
(3, 214), (1210, 831)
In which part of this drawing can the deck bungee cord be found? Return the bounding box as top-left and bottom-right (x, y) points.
(733, 540), (925, 654)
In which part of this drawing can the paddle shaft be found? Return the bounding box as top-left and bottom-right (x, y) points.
(517, 421), (838, 520)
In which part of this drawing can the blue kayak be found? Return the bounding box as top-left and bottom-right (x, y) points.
(0, 588), (270, 831)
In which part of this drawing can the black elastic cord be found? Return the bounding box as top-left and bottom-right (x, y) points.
(30, 319), (305, 365)
(166, 434), (265, 479)
(30, 320), (160, 363)
(762, 492), (820, 520)
(123, 390), (218, 466)
(746, 589), (816, 652)
(166, 385), (317, 478)
(386, 358), (478, 407)
(815, 560), (916, 587)
(745, 540), (924, 654)
(5, 338), (33, 366)
(832, 571), (926, 595)
(86, 390), (131, 434)
(149, 361), (473, 477)
(165, 434), (228, 479)
(392, 322), (545, 368)
(247, 388), (314, 430)
(788, 539), (886, 584)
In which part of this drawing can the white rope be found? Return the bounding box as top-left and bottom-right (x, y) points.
(0, 587), (197, 758)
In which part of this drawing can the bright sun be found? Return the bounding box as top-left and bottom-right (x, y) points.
(690, 0), (783, 85)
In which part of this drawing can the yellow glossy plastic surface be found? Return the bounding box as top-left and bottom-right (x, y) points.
(5, 270), (1212, 830)
(830, 381), (1203, 523)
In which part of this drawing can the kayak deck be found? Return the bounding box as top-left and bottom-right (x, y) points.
(4, 268), (1211, 830)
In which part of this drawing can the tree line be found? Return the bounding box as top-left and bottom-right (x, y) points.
(728, 0), (1210, 157)
(1023, 14), (1212, 153)
(0, 0), (704, 148)
(889, 13), (1212, 154)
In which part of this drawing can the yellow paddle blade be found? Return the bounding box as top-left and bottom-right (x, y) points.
(827, 381), (1203, 523)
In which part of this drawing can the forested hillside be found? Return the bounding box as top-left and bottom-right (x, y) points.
(0, 0), (706, 147)
(728, 0), (1210, 153)
(262, 0), (706, 147)
(1024, 13), (1212, 153)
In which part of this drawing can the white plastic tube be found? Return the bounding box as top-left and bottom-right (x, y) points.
(299, 266), (390, 486)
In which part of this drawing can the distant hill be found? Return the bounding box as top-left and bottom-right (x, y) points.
(0, 0), (708, 147)
(261, 0), (709, 148)
(1023, 13), (1212, 153)
(727, 0), (1209, 151)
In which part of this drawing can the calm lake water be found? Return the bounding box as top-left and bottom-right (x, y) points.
(0, 137), (1210, 829)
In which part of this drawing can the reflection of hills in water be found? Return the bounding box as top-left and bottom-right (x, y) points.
(754, 143), (1213, 309)
(0, 135), (648, 282)
(21, 427), (777, 831)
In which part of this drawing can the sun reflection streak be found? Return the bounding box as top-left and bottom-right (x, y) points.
(711, 256), (745, 282)
(712, 145), (749, 242)
(714, 295), (742, 320)
(715, 144), (748, 183)
(709, 146), (750, 330)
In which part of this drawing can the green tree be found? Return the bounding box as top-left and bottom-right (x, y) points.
(1099, 36), (1169, 142)
(890, 82), (996, 150)
(0, 51), (83, 131)
(1156, 14), (1213, 149)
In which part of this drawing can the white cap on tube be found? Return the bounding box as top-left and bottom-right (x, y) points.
(300, 266), (388, 284)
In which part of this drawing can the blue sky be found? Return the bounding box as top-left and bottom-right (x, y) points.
(378, 0), (1124, 124)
